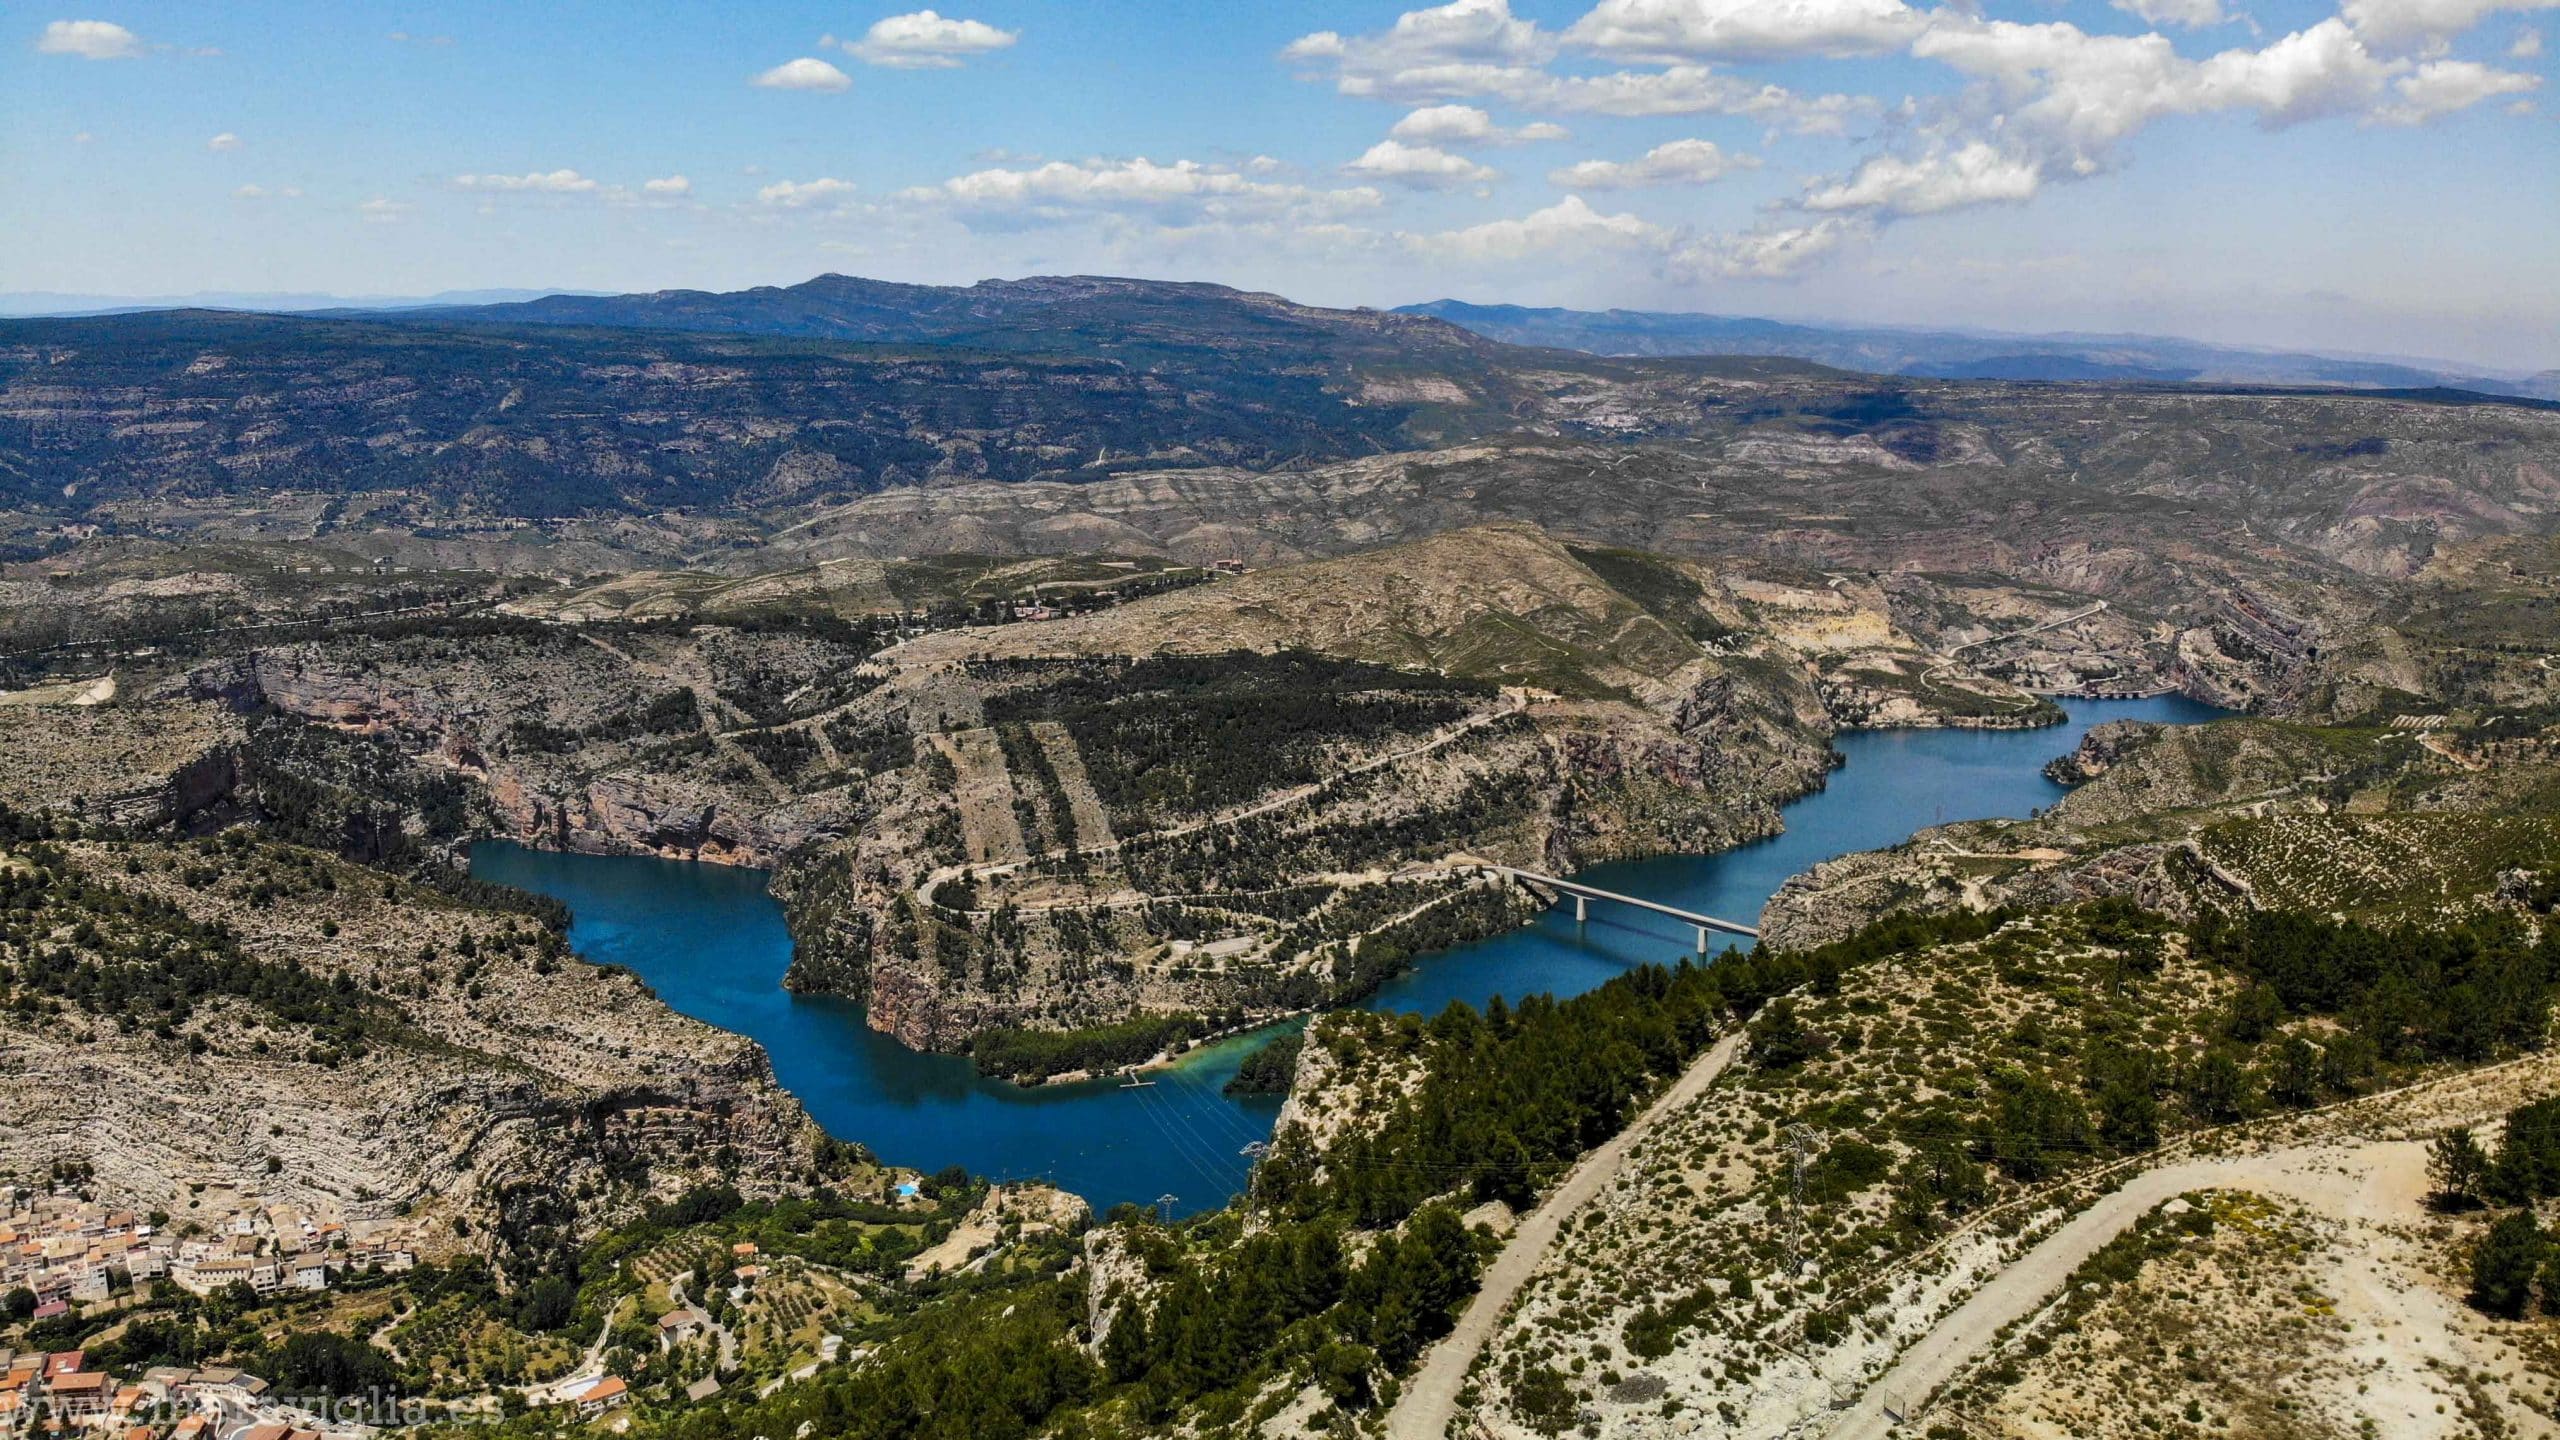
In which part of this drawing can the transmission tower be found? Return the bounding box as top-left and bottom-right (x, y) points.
(1784, 1124), (1821, 1275)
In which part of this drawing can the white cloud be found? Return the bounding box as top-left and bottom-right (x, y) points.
(2513, 24), (2545, 54)
(358, 197), (409, 223)
(752, 57), (852, 91)
(1802, 140), (2043, 215)
(1343, 138), (1499, 188)
(1280, 0), (2547, 292)
(846, 10), (1017, 68)
(36, 19), (140, 59)
(2339, 0), (2560, 52)
(1547, 67), (1866, 133)
(1301, 55), (1865, 133)
(757, 177), (858, 208)
(1908, 16), (2408, 175)
(1283, 0), (1866, 132)
(2111, 0), (2231, 27)
(233, 184), (301, 200)
(2194, 19), (2403, 125)
(387, 30), (453, 45)
(643, 175), (692, 195)
(1407, 194), (1667, 262)
(1285, 0), (1551, 72)
(901, 156), (1380, 226)
(453, 169), (600, 193)
(206, 132), (242, 153)
(1741, 10), (2532, 269)
(1549, 136), (1756, 189)
(1388, 103), (1567, 145)
(1674, 215), (1869, 279)
(2374, 57), (2541, 120)
(1565, 0), (1925, 62)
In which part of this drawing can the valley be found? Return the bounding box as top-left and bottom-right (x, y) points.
(4, 273), (2559, 1440)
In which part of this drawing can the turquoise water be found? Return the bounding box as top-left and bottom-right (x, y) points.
(472, 694), (2222, 1216)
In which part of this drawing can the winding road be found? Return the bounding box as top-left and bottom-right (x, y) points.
(1824, 1139), (2427, 1438)
(1917, 602), (2108, 711)
(1386, 1031), (1748, 1440)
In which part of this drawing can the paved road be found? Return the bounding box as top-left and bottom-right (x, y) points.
(518, 1297), (628, 1404)
(666, 1274), (739, 1375)
(1387, 1031), (1747, 1440)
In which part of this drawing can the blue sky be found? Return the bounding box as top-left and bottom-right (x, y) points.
(3, 0), (2555, 369)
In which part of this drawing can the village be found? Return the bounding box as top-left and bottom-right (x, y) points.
(0, 1344), (380, 1440)
(4, 1193), (418, 1321)
(1, 1191), (430, 1440)
(0, 1169), (1096, 1440)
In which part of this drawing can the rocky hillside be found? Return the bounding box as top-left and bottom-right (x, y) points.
(11, 276), (2557, 727)
(9, 276), (2554, 598)
(0, 284), (1799, 527)
(1763, 712), (2560, 949)
(179, 614), (891, 867)
(1443, 894), (2560, 1439)
(774, 525), (1881, 1053)
(0, 821), (822, 1260)
(683, 402), (2558, 710)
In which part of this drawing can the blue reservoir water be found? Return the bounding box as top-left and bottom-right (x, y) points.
(472, 694), (2222, 1216)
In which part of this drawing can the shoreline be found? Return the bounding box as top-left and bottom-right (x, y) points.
(471, 687), (2228, 1096)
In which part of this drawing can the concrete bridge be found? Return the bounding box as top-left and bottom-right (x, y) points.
(1472, 863), (1760, 951)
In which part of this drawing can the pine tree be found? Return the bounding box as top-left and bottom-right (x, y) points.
(2429, 1127), (2490, 1210)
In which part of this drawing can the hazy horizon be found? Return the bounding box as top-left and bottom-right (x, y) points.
(4, 271), (2548, 382)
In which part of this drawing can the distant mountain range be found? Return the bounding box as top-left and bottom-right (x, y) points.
(1396, 300), (2560, 401)
(11, 277), (2549, 399)
(0, 275), (1611, 522)
(0, 287), (602, 318)
(378, 272), (1511, 373)
(5, 271), (2554, 537)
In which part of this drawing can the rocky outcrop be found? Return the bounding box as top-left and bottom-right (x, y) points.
(484, 768), (785, 865)
(2044, 719), (2167, 785)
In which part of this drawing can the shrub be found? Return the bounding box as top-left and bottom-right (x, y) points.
(2472, 1212), (2544, 1319)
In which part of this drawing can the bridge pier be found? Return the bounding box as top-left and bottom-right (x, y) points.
(1574, 895), (1587, 924)
(1696, 924), (1709, 955)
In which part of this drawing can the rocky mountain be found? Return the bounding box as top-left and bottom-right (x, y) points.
(1402, 298), (2559, 398)
(772, 523), (1865, 1053)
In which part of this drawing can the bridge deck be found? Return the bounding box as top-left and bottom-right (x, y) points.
(1479, 864), (1760, 939)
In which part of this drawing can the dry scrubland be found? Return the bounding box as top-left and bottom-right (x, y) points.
(1438, 897), (2560, 1439)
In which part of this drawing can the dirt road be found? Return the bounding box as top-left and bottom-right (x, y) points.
(1387, 1031), (1748, 1440)
(1825, 1140), (2427, 1439)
